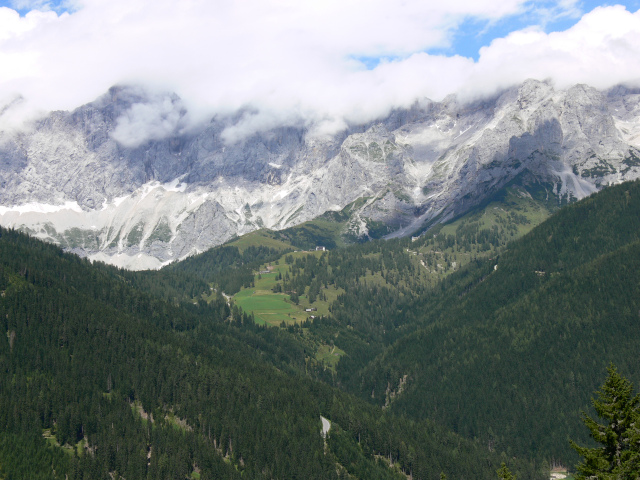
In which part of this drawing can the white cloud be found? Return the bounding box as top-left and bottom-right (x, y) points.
(0, 1), (639, 142)
(463, 5), (640, 99)
(526, 0), (582, 27)
(110, 94), (187, 148)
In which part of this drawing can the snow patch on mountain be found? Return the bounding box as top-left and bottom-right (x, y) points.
(0, 201), (83, 215)
(1, 81), (640, 269)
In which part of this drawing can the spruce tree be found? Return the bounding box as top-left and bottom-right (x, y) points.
(496, 462), (516, 480)
(570, 364), (640, 479)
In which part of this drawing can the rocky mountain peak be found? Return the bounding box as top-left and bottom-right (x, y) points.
(515, 78), (554, 109)
(1, 80), (639, 269)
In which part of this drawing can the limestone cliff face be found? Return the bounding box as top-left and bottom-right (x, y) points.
(1, 80), (639, 269)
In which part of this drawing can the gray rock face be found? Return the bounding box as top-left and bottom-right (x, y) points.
(1, 80), (639, 269)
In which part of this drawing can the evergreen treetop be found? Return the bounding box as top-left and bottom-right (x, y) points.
(570, 364), (640, 479)
(497, 462), (516, 480)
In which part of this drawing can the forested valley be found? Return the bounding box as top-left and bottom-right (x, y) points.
(3, 179), (640, 479)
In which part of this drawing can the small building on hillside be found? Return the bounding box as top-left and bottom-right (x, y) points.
(305, 307), (317, 312)
(315, 246), (326, 251)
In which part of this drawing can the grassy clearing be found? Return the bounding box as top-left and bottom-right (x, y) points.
(315, 344), (346, 371)
(234, 288), (302, 326)
(412, 186), (554, 283)
(42, 429), (75, 457)
(130, 401), (154, 426)
(76, 438), (86, 456)
(440, 186), (551, 239)
(296, 285), (341, 316)
(229, 248), (351, 369)
(301, 219), (349, 248)
(42, 429), (61, 450)
(164, 411), (192, 432)
(232, 250), (337, 326)
(358, 271), (389, 288)
(230, 187), (555, 329)
(273, 218), (349, 250)
(226, 229), (294, 253)
(252, 271), (282, 291)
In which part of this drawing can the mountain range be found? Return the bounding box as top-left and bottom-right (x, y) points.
(1, 79), (640, 268)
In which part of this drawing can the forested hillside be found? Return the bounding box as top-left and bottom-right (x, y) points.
(4, 178), (640, 478)
(0, 228), (540, 479)
(341, 179), (640, 465)
(174, 179), (640, 473)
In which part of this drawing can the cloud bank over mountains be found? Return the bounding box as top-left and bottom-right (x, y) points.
(1, 0), (640, 143)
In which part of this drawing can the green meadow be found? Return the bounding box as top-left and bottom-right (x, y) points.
(225, 229), (294, 253)
(315, 344), (346, 372)
(234, 286), (304, 326)
(231, 186), (555, 327)
(232, 250), (341, 326)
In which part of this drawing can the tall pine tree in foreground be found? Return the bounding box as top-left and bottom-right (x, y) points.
(570, 364), (640, 479)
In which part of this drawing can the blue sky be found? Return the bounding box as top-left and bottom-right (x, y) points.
(441, 0), (640, 60)
(347, 1), (640, 69)
(346, 1), (640, 68)
(0, 0), (69, 15)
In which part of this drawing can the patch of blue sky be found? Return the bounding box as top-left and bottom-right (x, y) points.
(351, 1), (640, 69)
(350, 55), (403, 70)
(433, 0), (640, 60)
(0, 0), (72, 16)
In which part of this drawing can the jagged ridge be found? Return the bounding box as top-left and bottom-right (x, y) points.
(1, 80), (640, 269)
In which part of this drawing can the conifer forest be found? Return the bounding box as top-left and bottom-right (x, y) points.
(3, 180), (640, 479)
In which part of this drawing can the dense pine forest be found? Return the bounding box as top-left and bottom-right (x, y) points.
(0, 229), (540, 478)
(3, 179), (640, 478)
